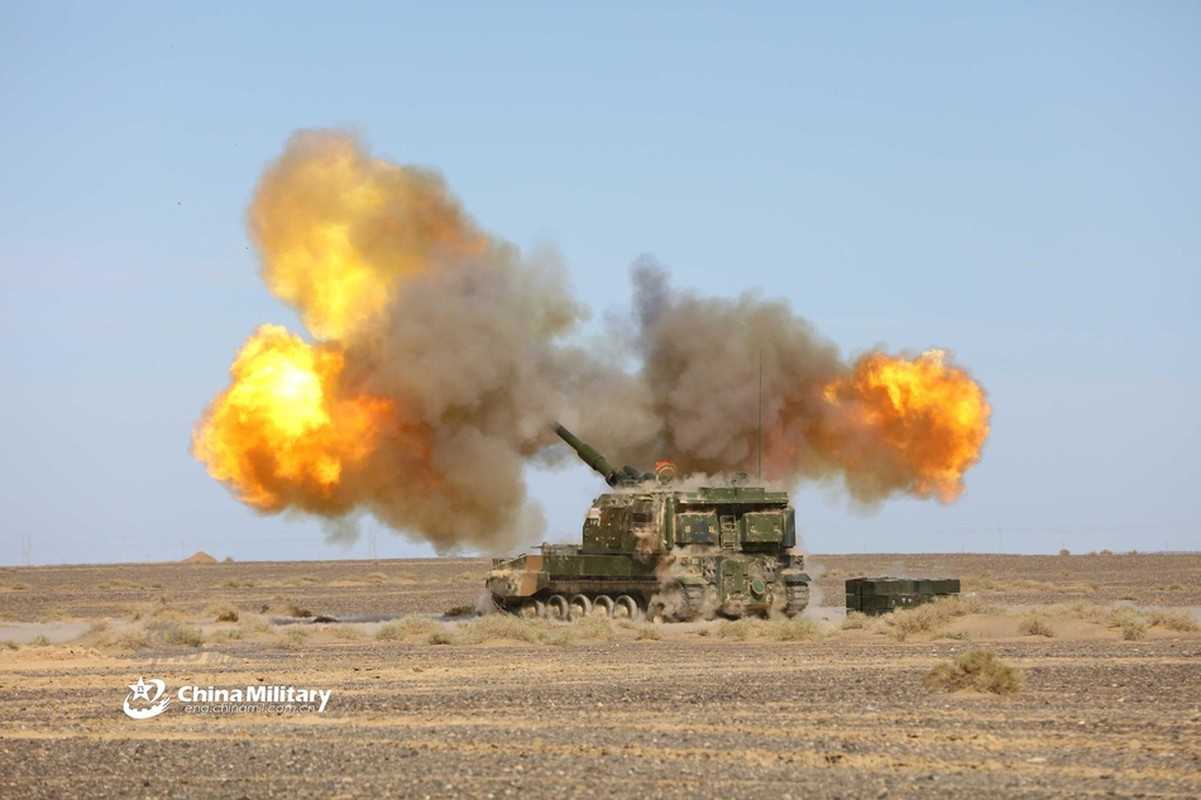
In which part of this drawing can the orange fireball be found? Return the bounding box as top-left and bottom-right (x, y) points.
(191, 324), (392, 511)
(823, 349), (991, 502)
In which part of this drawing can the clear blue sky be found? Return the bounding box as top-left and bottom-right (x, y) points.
(2, 2), (1197, 564)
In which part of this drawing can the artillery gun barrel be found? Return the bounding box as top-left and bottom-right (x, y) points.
(553, 423), (621, 486)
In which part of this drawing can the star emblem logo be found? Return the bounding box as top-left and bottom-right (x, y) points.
(128, 677), (153, 702)
(123, 677), (170, 719)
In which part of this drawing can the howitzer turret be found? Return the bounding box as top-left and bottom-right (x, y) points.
(553, 423), (651, 487)
(485, 421), (811, 622)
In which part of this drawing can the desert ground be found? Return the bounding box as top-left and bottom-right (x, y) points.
(1, 551), (1199, 798)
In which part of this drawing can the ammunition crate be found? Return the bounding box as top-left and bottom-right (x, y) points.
(845, 577), (960, 616)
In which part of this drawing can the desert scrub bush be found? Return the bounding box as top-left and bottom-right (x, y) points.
(841, 611), (867, 630)
(1041, 601), (1107, 622)
(573, 616), (615, 642)
(207, 627), (246, 642)
(284, 628), (311, 647)
(365, 572), (388, 584)
(455, 615), (542, 644)
(1108, 607), (1147, 641)
(221, 578), (257, 589)
(375, 615), (441, 641)
(8, 582), (30, 591)
(280, 575), (320, 587)
(426, 629), (455, 645)
(208, 605), (239, 623)
(1147, 610), (1201, 633)
(716, 620), (757, 640)
(924, 648), (1022, 695)
(331, 625), (365, 641)
(29, 635), (52, 647)
(1, 640), (18, 650)
(766, 618), (823, 642)
(884, 595), (994, 638)
(1017, 615), (1056, 638)
(930, 630), (970, 641)
(88, 620), (109, 634)
(634, 625), (662, 641)
(147, 621), (205, 648)
(111, 627), (150, 650)
(240, 618), (272, 634)
(100, 578), (145, 589)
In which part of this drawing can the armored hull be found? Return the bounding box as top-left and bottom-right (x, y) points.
(487, 473), (811, 621)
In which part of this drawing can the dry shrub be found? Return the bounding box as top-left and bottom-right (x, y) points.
(885, 595), (994, 637)
(240, 618), (271, 634)
(841, 611), (867, 630)
(925, 649), (1022, 695)
(365, 572), (388, 584)
(572, 616), (614, 641)
(767, 618), (824, 642)
(147, 621), (205, 648)
(281, 575), (320, 587)
(930, 630), (970, 641)
(284, 628), (311, 646)
(1108, 607), (1147, 641)
(209, 605), (239, 623)
(1018, 615), (1057, 638)
(207, 627), (246, 642)
(1, 640), (17, 650)
(717, 620), (756, 640)
(100, 578), (144, 589)
(456, 615), (542, 644)
(634, 625), (662, 641)
(111, 627), (149, 650)
(1041, 601), (1108, 622)
(1147, 610), (1200, 633)
(30, 635), (52, 647)
(376, 615), (441, 641)
(331, 626), (365, 641)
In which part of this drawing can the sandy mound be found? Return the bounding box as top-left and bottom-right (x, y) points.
(183, 551), (217, 564)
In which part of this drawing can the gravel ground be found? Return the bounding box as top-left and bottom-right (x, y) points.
(1, 553), (1199, 798)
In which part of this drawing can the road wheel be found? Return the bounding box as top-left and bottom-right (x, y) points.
(568, 594), (593, 621)
(592, 595), (615, 618)
(546, 594), (569, 621)
(681, 585), (706, 620)
(784, 583), (810, 618)
(519, 598), (545, 619)
(613, 595), (640, 621)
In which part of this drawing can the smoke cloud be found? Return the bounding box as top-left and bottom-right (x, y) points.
(192, 130), (990, 554)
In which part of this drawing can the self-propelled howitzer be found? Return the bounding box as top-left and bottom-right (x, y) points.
(485, 424), (811, 621)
